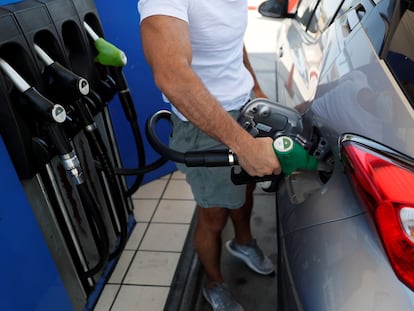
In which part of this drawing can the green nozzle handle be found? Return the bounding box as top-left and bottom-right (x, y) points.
(94, 38), (127, 67)
(273, 136), (318, 175)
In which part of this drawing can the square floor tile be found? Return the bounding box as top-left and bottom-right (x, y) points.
(152, 199), (196, 224)
(125, 222), (148, 250)
(140, 223), (190, 252)
(111, 285), (169, 311)
(162, 179), (193, 200)
(171, 170), (185, 179)
(124, 251), (180, 286)
(160, 173), (172, 180)
(132, 199), (159, 222)
(108, 250), (135, 284)
(132, 179), (168, 199)
(93, 284), (120, 311)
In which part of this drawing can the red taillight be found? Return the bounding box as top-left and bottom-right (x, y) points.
(342, 141), (414, 290)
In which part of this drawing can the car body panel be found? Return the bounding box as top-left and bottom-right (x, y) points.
(279, 210), (414, 311)
(273, 0), (414, 310)
(275, 18), (322, 108)
(279, 155), (362, 235)
(314, 14), (414, 157)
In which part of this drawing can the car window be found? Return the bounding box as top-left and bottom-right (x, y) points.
(385, 8), (414, 107)
(307, 0), (344, 35)
(362, 0), (396, 54)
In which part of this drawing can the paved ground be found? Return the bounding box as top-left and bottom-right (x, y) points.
(195, 189), (278, 311)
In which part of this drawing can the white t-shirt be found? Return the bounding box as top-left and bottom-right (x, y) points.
(138, 0), (253, 120)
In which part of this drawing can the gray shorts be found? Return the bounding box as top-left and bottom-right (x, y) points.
(169, 111), (246, 209)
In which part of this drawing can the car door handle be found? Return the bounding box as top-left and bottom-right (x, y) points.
(278, 46), (284, 58)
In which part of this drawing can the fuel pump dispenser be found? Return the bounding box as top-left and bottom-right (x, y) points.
(0, 1), (332, 310)
(0, 0), (159, 310)
(33, 43), (129, 260)
(0, 54), (112, 300)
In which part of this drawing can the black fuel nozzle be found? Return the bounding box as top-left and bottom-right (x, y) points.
(0, 57), (86, 184)
(0, 57), (67, 124)
(33, 47), (102, 142)
(23, 87), (67, 123)
(34, 44), (111, 119)
(34, 44), (90, 101)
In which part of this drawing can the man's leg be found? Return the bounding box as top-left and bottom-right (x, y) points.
(226, 184), (275, 275)
(229, 183), (255, 244)
(194, 205), (229, 286)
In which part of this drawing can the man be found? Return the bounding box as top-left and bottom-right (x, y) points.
(138, 1), (281, 310)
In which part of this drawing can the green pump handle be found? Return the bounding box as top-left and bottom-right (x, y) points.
(83, 21), (127, 67)
(230, 135), (319, 185)
(93, 38), (127, 67)
(272, 136), (318, 175)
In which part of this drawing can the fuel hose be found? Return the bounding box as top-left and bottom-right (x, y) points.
(38, 119), (111, 279)
(83, 22), (165, 196)
(145, 110), (237, 167)
(146, 109), (322, 184)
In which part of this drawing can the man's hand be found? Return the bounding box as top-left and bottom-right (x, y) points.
(235, 136), (281, 177)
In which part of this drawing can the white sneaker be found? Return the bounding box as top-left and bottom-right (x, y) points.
(202, 283), (244, 311)
(226, 239), (274, 275)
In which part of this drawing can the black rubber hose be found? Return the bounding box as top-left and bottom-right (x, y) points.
(145, 110), (238, 167)
(145, 110), (186, 163)
(77, 182), (110, 279)
(96, 150), (128, 260)
(109, 67), (146, 196)
(110, 156), (168, 176)
(124, 120), (146, 196)
(75, 99), (128, 260)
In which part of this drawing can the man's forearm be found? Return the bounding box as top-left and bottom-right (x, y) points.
(160, 65), (254, 154)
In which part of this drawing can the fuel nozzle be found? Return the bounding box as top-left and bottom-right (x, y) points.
(0, 57), (86, 184)
(272, 136), (319, 175)
(83, 21), (127, 67)
(0, 57), (67, 123)
(229, 136), (322, 186)
(34, 44), (90, 100)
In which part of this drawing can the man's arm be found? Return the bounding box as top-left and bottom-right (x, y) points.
(140, 15), (280, 176)
(243, 45), (267, 98)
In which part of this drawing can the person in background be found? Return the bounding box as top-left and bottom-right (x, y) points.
(258, 0), (300, 18)
(137, 0), (281, 310)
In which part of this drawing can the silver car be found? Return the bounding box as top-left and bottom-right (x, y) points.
(261, 0), (414, 310)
